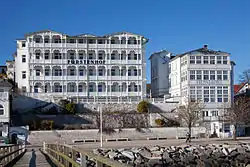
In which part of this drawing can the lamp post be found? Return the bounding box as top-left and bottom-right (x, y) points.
(99, 105), (103, 148)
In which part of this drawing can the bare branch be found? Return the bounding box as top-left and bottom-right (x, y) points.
(239, 69), (250, 83)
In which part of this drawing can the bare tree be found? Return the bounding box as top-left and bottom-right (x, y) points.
(224, 95), (250, 140)
(239, 69), (250, 83)
(177, 100), (205, 138)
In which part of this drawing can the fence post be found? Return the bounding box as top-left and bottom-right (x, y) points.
(43, 141), (46, 152)
(80, 153), (87, 167)
(96, 160), (103, 167)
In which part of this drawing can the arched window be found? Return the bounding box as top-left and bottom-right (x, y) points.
(0, 105), (4, 115)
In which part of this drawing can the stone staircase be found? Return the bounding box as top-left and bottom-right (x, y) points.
(13, 148), (56, 167)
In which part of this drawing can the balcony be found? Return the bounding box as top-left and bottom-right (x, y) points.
(51, 43), (62, 48)
(0, 92), (8, 100)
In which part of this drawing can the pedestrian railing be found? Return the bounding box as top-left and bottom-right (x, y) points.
(42, 142), (132, 167)
(0, 144), (26, 166)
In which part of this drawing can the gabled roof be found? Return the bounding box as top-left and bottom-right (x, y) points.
(149, 50), (171, 60)
(170, 45), (230, 61)
(234, 82), (249, 95)
(103, 31), (144, 37)
(25, 30), (67, 37)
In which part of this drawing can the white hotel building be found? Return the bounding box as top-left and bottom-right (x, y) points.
(14, 30), (148, 102)
(169, 45), (235, 135)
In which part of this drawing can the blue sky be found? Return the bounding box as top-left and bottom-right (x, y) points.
(0, 0), (249, 83)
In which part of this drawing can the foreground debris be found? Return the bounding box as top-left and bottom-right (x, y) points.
(93, 143), (250, 167)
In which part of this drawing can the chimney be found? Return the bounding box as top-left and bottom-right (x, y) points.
(203, 45), (208, 49)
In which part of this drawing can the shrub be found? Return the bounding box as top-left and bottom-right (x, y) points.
(59, 99), (76, 114)
(155, 119), (165, 127)
(137, 100), (149, 113)
(40, 120), (54, 130)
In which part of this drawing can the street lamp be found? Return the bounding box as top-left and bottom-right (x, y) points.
(94, 105), (103, 148)
(99, 105), (103, 148)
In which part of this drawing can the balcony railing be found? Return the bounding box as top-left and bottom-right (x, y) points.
(0, 92), (8, 100)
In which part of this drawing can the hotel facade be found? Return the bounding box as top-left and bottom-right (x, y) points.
(14, 30), (148, 102)
(169, 45), (235, 135)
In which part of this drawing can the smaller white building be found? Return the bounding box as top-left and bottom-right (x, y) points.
(0, 79), (12, 137)
(149, 50), (172, 97)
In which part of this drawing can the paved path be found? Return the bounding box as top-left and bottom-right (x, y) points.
(13, 148), (56, 167)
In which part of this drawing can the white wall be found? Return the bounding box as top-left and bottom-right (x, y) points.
(16, 40), (29, 92)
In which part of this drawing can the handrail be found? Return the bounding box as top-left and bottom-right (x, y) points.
(43, 142), (132, 167)
(0, 144), (26, 166)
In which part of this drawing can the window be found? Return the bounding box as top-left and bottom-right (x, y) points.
(0, 105), (4, 115)
(111, 54), (115, 60)
(204, 87), (209, 102)
(89, 53), (93, 59)
(190, 56), (195, 64)
(217, 71), (222, 80)
(210, 86), (215, 102)
(203, 111), (209, 117)
(190, 87), (196, 102)
(210, 71), (215, 80)
(78, 39), (84, 44)
(98, 85), (103, 92)
(197, 87), (202, 100)
(98, 54), (103, 60)
(89, 84), (94, 92)
(223, 56), (227, 64)
(34, 86), (39, 93)
(54, 52), (61, 59)
(128, 69), (131, 76)
(217, 86), (222, 102)
(36, 69), (40, 76)
(55, 85), (62, 92)
(45, 53), (49, 59)
(22, 71), (26, 79)
(134, 54), (137, 60)
(45, 69), (50, 76)
(79, 69), (84, 76)
(44, 38), (49, 43)
(22, 55), (26, 63)
(111, 69), (116, 76)
(210, 56), (215, 64)
(203, 70), (209, 80)
(89, 69), (93, 76)
(190, 70), (195, 80)
(98, 39), (104, 44)
(217, 56), (222, 64)
(98, 69), (103, 76)
(22, 42), (26, 47)
(35, 53), (40, 59)
(196, 70), (202, 80)
(69, 85), (75, 92)
(134, 69), (138, 76)
(69, 69), (74, 76)
(211, 111), (218, 116)
(223, 71), (228, 80)
(79, 53), (84, 59)
(70, 52), (75, 59)
(21, 86), (26, 93)
(54, 69), (62, 76)
(78, 85), (83, 92)
(223, 86), (228, 102)
(196, 56), (201, 64)
(203, 56), (209, 64)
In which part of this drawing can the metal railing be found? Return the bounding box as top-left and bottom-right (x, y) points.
(0, 144), (26, 166)
(42, 142), (131, 167)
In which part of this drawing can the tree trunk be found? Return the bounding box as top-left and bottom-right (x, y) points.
(188, 123), (192, 138)
(232, 124), (237, 140)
